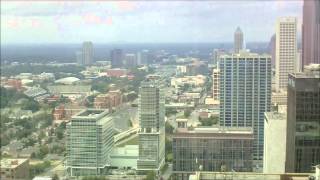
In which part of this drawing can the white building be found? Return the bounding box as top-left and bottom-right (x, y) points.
(275, 17), (297, 92)
(263, 112), (287, 174)
(170, 75), (206, 88)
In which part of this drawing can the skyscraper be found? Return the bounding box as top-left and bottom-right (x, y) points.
(212, 68), (220, 101)
(275, 17), (297, 92)
(234, 27), (244, 54)
(66, 109), (114, 176)
(76, 51), (83, 65)
(219, 52), (272, 161)
(137, 79), (165, 172)
(82, 41), (94, 65)
(124, 53), (137, 68)
(302, 0), (320, 68)
(137, 49), (151, 65)
(110, 49), (124, 68)
(268, 34), (276, 68)
(285, 64), (320, 173)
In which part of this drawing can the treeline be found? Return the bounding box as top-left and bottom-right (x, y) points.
(0, 87), (40, 111)
(1, 64), (85, 76)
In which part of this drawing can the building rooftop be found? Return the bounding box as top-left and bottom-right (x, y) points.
(291, 64), (320, 78)
(55, 77), (80, 84)
(220, 52), (271, 58)
(1, 158), (28, 169)
(174, 127), (254, 139)
(189, 171), (311, 180)
(71, 109), (111, 123)
(264, 112), (286, 121)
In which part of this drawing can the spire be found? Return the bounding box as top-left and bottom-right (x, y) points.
(235, 26), (242, 33)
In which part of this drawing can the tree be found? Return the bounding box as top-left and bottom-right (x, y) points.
(55, 122), (66, 140)
(144, 171), (156, 180)
(165, 122), (174, 134)
(52, 174), (59, 180)
(39, 145), (49, 158)
(126, 93), (138, 102)
(184, 109), (191, 118)
(165, 137), (173, 162)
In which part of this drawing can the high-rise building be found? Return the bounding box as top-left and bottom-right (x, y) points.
(66, 109), (114, 176)
(268, 34), (276, 68)
(285, 64), (320, 173)
(234, 27), (244, 54)
(137, 80), (165, 172)
(173, 126), (254, 180)
(302, 0), (320, 68)
(212, 68), (220, 101)
(124, 53), (137, 68)
(110, 49), (123, 68)
(219, 52), (272, 161)
(296, 49), (302, 72)
(76, 51), (83, 65)
(137, 50), (151, 65)
(82, 41), (94, 65)
(263, 111), (287, 174)
(212, 49), (225, 65)
(275, 17), (297, 92)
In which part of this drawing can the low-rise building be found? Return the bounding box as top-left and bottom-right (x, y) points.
(53, 104), (66, 121)
(173, 125), (254, 180)
(106, 68), (127, 78)
(24, 87), (47, 98)
(5, 79), (22, 91)
(188, 171), (312, 180)
(171, 75), (206, 88)
(0, 158), (29, 180)
(94, 90), (122, 110)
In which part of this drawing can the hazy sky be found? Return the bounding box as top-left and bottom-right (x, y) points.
(1, 0), (302, 44)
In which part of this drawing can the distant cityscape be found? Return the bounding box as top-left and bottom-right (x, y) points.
(0, 1), (319, 180)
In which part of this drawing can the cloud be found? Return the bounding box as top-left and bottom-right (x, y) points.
(1, 0), (303, 44)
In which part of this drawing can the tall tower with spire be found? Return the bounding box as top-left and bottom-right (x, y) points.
(234, 27), (244, 53)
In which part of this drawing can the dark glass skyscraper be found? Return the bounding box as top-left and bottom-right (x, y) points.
(110, 49), (124, 68)
(285, 64), (320, 173)
(302, 0), (320, 68)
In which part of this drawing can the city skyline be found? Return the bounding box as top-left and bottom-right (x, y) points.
(1, 1), (302, 44)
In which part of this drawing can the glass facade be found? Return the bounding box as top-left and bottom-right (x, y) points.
(219, 53), (272, 160)
(137, 80), (165, 171)
(172, 129), (254, 179)
(66, 109), (114, 176)
(286, 71), (320, 172)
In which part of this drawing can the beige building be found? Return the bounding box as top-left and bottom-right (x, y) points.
(212, 68), (220, 101)
(271, 90), (287, 105)
(275, 17), (297, 92)
(263, 112), (287, 174)
(0, 159), (30, 180)
(234, 27), (244, 53)
(170, 75), (206, 88)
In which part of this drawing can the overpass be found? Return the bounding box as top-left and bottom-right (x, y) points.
(114, 127), (139, 145)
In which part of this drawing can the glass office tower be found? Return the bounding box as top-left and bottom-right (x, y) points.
(219, 52), (271, 161)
